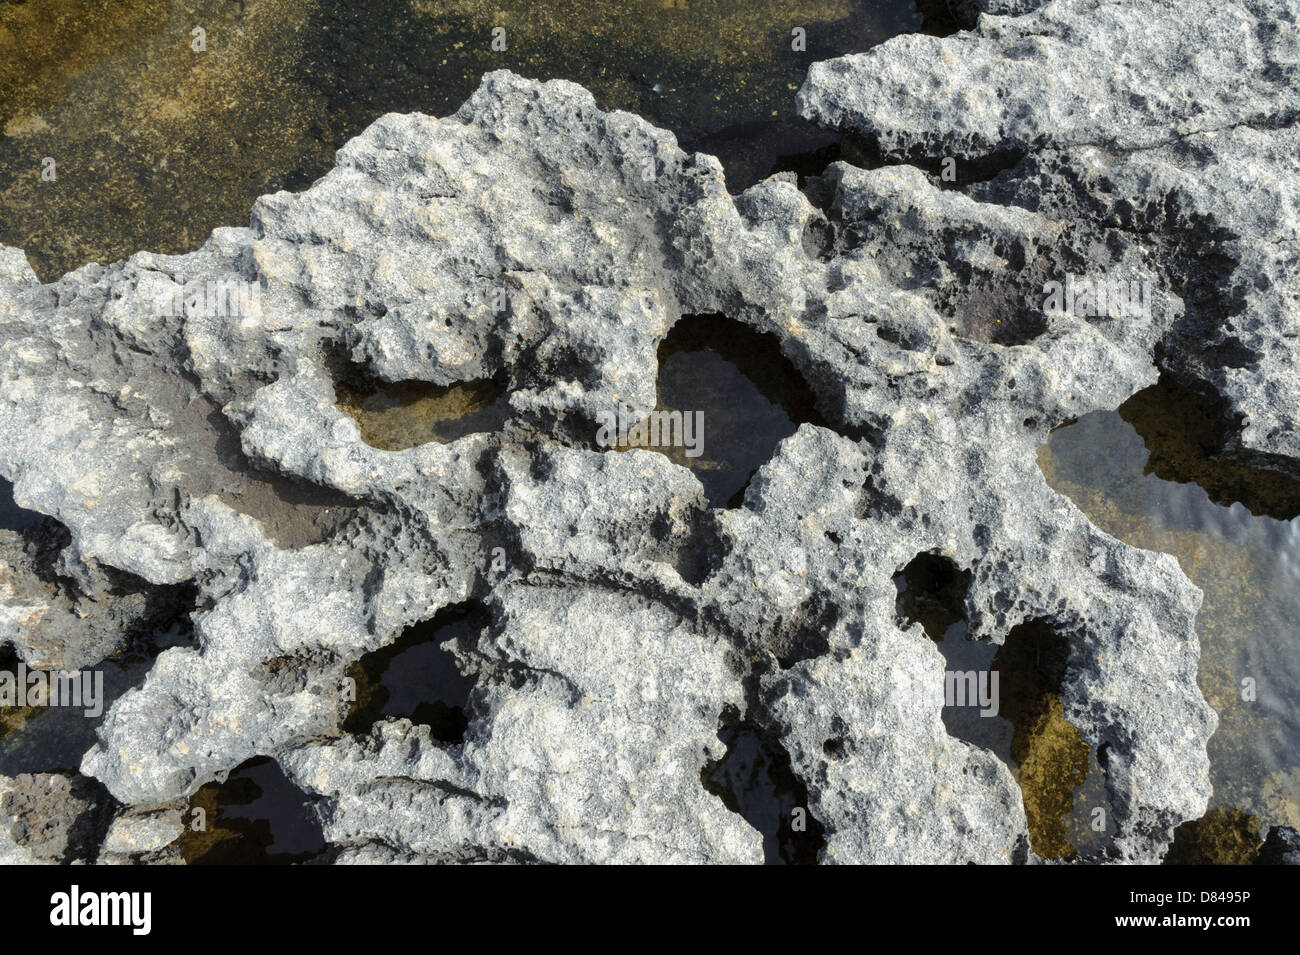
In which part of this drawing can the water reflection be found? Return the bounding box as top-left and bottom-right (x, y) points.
(894, 554), (1113, 859)
(625, 313), (825, 508)
(336, 377), (511, 451)
(701, 715), (825, 864)
(179, 756), (325, 864)
(0, 623), (194, 774)
(1040, 385), (1300, 838)
(343, 602), (481, 742)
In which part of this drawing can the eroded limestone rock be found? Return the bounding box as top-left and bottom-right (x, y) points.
(0, 67), (1229, 862)
(800, 0), (1300, 477)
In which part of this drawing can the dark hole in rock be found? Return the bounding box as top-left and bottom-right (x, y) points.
(0, 595), (197, 775)
(929, 620), (1009, 758)
(913, 0), (962, 35)
(701, 714), (825, 865)
(342, 603), (481, 742)
(801, 215), (834, 259)
(932, 244), (1086, 347)
(864, 553), (1120, 858)
(329, 345), (511, 452)
(1164, 806), (1264, 865)
(894, 551), (972, 641)
(0, 476), (45, 534)
(913, 591), (1114, 861)
(766, 595), (837, 670)
(983, 619), (1113, 861)
(657, 508), (725, 588)
(1097, 741), (1111, 771)
(946, 279), (1050, 346)
(1119, 375), (1300, 521)
(179, 756), (325, 865)
(622, 313), (826, 509)
(769, 135), (872, 192)
(930, 148), (1028, 188)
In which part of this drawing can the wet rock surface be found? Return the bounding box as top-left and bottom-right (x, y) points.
(1, 0), (1281, 861)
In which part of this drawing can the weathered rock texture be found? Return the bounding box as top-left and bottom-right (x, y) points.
(0, 514), (194, 672)
(0, 0), (1267, 861)
(1259, 825), (1300, 865)
(801, 0), (1300, 480)
(0, 772), (112, 864)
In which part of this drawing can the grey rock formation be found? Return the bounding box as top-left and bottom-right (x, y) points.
(0, 772), (111, 864)
(799, 0), (1300, 478)
(1259, 825), (1300, 865)
(97, 806), (185, 865)
(0, 66), (1226, 863)
(0, 513), (193, 672)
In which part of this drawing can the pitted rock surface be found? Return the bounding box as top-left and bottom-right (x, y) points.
(800, 0), (1300, 477)
(0, 68), (1225, 862)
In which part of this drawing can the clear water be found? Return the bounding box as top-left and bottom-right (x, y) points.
(0, 0), (933, 281)
(1040, 393), (1300, 848)
(635, 314), (826, 508)
(4, 0), (1290, 866)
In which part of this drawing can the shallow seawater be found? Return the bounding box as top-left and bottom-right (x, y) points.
(895, 556), (1113, 859)
(0, 0), (935, 281)
(1039, 384), (1300, 847)
(703, 717), (826, 864)
(0, 624), (192, 774)
(343, 602), (481, 742)
(337, 377), (512, 451)
(179, 756), (325, 864)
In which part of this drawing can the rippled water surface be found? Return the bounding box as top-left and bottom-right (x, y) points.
(1040, 384), (1300, 854)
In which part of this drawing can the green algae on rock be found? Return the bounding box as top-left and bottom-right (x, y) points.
(1164, 806), (1265, 866)
(0, 0), (921, 281)
(1040, 394), (1300, 836)
(337, 377), (512, 451)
